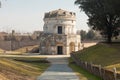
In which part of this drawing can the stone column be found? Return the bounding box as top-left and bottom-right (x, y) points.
(66, 46), (70, 55)
(75, 46), (78, 51)
(75, 39), (78, 51)
(71, 26), (73, 34)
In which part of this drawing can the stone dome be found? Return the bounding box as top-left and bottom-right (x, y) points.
(44, 9), (76, 18)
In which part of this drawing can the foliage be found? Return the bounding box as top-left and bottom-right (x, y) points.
(75, 0), (120, 43)
(86, 29), (95, 40)
(0, 1), (1, 8)
(79, 29), (98, 40)
(80, 30), (87, 40)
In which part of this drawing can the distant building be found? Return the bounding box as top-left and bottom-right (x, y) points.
(32, 31), (43, 40)
(0, 32), (8, 36)
(33, 31), (42, 36)
(0, 32), (8, 40)
(39, 9), (82, 55)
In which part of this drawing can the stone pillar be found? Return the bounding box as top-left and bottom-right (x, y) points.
(75, 46), (78, 51)
(63, 46), (65, 55)
(113, 67), (117, 80)
(68, 27), (70, 34)
(63, 26), (65, 34)
(75, 39), (78, 51)
(72, 26), (73, 34)
(69, 26), (72, 34)
(66, 46), (69, 55)
(66, 27), (68, 34)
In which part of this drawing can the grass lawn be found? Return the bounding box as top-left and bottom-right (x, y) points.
(75, 43), (120, 73)
(0, 57), (50, 80)
(69, 58), (102, 80)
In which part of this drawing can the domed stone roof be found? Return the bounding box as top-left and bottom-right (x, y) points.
(44, 9), (76, 18)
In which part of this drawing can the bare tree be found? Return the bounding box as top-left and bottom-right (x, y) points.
(0, 1), (1, 8)
(0, 0), (7, 8)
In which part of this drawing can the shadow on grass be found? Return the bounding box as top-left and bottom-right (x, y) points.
(14, 59), (49, 63)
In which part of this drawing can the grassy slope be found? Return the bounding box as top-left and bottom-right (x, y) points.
(69, 58), (102, 80)
(0, 57), (49, 80)
(14, 45), (39, 53)
(75, 43), (120, 72)
(0, 45), (39, 54)
(0, 48), (4, 54)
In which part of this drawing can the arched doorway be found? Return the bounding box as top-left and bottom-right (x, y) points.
(56, 43), (64, 55)
(57, 46), (63, 55)
(69, 42), (75, 53)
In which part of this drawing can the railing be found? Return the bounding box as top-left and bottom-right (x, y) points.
(70, 53), (120, 80)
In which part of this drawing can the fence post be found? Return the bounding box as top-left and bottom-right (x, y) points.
(103, 68), (106, 80)
(85, 61), (87, 69)
(90, 62), (93, 72)
(99, 65), (102, 77)
(113, 67), (117, 80)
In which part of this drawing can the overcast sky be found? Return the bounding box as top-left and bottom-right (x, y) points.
(0, 0), (89, 33)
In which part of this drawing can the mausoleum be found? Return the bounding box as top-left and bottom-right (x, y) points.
(39, 9), (82, 55)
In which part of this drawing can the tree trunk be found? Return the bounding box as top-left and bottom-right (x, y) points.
(107, 23), (112, 43)
(106, 15), (113, 43)
(107, 33), (112, 43)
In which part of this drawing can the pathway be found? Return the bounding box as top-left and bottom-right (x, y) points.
(37, 56), (79, 80)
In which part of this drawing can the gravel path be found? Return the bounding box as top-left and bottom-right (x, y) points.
(37, 57), (79, 80)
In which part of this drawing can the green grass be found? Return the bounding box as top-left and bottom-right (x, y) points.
(75, 43), (120, 72)
(0, 57), (50, 80)
(69, 58), (102, 80)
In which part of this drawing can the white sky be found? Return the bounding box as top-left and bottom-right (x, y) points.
(0, 0), (89, 33)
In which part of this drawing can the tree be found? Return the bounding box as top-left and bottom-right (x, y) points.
(86, 29), (95, 40)
(0, 0), (7, 8)
(0, 1), (1, 8)
(75, 0), (120, 43)
(80, 30), (87, 40)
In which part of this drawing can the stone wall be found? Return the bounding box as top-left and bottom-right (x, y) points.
(0, 40), (40, 51)
(82, 41), (98, 48)
(0, 41), (11, 50)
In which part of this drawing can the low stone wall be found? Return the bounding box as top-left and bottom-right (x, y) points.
(82, 42), (97, 48)
(71, 53), (120, 80)
(0, 40), (40, 51)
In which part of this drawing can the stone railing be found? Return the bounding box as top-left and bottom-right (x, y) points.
(71, 53), (120, 80)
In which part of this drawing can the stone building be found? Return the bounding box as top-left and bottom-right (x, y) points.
(39, 9), (82, 55)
